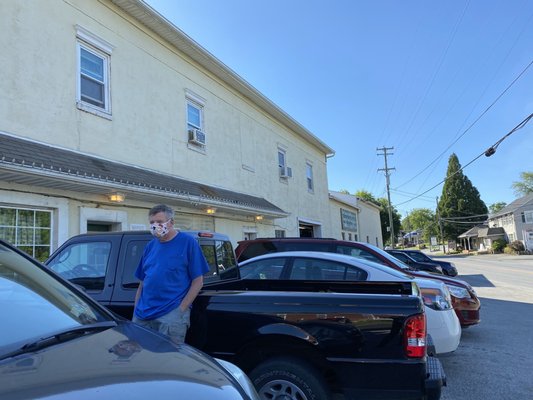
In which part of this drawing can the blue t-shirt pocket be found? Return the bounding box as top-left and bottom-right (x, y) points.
(165, 254), (186, 272)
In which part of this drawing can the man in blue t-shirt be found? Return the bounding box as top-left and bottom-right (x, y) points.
(133, 204), (209, 344)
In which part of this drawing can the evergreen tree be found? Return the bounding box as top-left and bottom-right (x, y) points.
(437, 154), (488, 241)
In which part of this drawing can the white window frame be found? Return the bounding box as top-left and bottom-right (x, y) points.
(76, 26), (113, 118)
(278, 148), (286, 169)
(524, 211), (533, 224)
(306, 162), (314, 192)
(277, 147), (291, 181)
(187, 101), (203, 131)
(0, 206), (53, 261)
(186, 90), (206, 150)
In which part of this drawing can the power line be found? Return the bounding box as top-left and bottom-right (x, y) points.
(393, 113), (533, 207)
(394, 57), (533, 190)
(440, 219), (487, 224)
(441, 213), (488, 220)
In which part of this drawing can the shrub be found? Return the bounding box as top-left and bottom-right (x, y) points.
(491, 239), (506, 253)
(509, 240), (525, 252)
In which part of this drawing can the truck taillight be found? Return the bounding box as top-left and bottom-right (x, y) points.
(404, 314), (426, 358)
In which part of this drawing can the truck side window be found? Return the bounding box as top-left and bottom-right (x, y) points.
(216, 241), (237, 270)
(47, 242), (111, 291)
(201, 240), (239, 283)
(121, 240), (149, 287)
(200, 244), (218, 283)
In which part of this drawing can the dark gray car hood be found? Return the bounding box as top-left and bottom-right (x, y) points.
(0, 322), (245, 400)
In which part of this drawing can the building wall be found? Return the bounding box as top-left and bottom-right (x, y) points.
(0, 0), (333, 249)
(328, 197), (383, 247)
(356, 200), (383, 248)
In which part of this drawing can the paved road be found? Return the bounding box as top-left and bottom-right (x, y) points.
(435, 253), (533, 400)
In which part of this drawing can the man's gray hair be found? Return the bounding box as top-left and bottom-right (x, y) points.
(149, 204), (174, 220)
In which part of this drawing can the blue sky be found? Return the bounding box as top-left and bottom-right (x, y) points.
(145, 0), (533, 217)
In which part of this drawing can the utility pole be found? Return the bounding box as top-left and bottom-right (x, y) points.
(377, 146), (396, 248)
(436, 196), (445, 253)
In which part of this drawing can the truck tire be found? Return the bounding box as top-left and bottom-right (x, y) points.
(249, 357), (330, 400)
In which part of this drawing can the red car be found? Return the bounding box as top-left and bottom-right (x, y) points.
(236, 238), (480, 327)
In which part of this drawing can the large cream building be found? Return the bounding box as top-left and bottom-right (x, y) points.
(0, 0), (381, 261)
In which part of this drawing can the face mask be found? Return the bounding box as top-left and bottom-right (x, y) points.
(150, 219), (171, 238)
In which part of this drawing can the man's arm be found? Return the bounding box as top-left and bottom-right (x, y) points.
(134, 281), (144, 307)
(179, 275), (204, 311)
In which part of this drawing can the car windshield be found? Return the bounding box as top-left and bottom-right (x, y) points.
(0, 243), (111, 351)
(405, 251), (429, 262)
(350, 257), (414, 280)
(360, 243), (413, 271)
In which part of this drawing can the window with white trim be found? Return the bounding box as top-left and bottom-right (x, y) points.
(187, 101), (202, 131)
(522, 211), (533, 224)
(0, 207), (52, 262)
(277, 148), (292, 179)
(76, 26), (112, 116)
(306, 162), (314, 192)
(275, 229), (286, 238)
(186, 93), (206, 147)
(278, 149), (286, 169)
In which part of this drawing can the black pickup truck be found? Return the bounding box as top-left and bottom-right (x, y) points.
(46, 231), (446, 400)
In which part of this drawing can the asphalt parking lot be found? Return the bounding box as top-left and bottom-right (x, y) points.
(435, 253), (533, 400)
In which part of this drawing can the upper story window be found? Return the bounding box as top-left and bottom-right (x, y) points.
(76, 26), (113, 118)
(186, 90), (206, 148)
(278, 149), (286, 169)
(185, 89), (206, 152)
(522, 210), (533, 224)
(306, 162), (314, 192)
(187, 101), (202, 131)
(278, 148), (292, 179)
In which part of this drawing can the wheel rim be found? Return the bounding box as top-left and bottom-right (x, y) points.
(257, 379), (308, 400)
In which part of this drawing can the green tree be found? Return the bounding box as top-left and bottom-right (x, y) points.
(512, 171), (533, 196)
(489, 202), (507, 214)
(355, 190), (379, 205)
(437, 154), (488, 241)
(376, 197), (401, 246)
(402, 208), (438, 244)
(354, 190), (400, 246)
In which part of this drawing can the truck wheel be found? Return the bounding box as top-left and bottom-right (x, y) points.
(249, 357), (330, 400)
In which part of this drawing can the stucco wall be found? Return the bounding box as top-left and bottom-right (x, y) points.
(0, 0), (333, 239)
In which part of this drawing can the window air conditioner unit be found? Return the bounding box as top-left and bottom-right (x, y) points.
(188, 129), (206, 145)
(279, 166), (292, 178)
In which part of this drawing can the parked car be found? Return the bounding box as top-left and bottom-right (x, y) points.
(385, 249), (444, 274)
(239, 251), (461, 354)
(236, 238), (480, 327)
(0, 240), (259, 400)
(45, 231), (447, 400)
(394, 250), (458, 276)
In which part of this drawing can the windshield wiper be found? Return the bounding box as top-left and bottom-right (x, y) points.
(0, 321), (117, 360)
